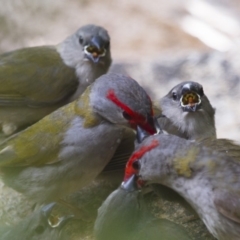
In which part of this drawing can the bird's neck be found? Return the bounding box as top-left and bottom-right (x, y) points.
(74, 86), (102, 128)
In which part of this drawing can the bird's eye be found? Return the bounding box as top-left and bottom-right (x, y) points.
(79, 36), (84, 45)
(123, 111), (132, 120)
(34, 225), (45, 235)
(172, 92), (177, 100)
(132, 161), (140, 170)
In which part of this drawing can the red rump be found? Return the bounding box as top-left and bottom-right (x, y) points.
(106, 89), (156, 134)
(124, 139), (159, 181)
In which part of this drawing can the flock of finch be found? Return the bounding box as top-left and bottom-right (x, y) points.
(0, 24), (238, 240)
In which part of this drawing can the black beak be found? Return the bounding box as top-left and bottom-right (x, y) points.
(90, 36), (105, 50)
(137, 117), (162, 143)
(84, 36), (106, 63)
(121, 175), (139, 192)
(41, 202), (56, 218)
(136, 125), (149, 144)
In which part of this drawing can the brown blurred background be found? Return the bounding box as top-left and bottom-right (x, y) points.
(1, 0), (240, 58)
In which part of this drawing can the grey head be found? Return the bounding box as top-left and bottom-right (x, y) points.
(134, 134), (240, 239)
(88, 73), (157, 134)
(159, 81), (216, 140)
(59, 24), (111, 70)
(133, 133), (231, 188)
(124, 133), (196, 185)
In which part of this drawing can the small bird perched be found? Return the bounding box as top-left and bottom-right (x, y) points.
(0, 24), (111, 136)
(0, 73), (156, 204)
(159, 81), (216, 140)
(103, 81), (216, 173)
(127, 132), (240, 240)
(94, 175), (192, 240)
(158, 81), (240, 164)
(0, 203), (74, 240)
(152, 81), (216, 208)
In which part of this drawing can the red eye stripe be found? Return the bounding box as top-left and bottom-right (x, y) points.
(106, 89), (156, 134)
(124, 139), (159, 181)
(106, 89), (146, 122)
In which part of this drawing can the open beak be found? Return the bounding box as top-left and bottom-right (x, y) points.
(180, 92), (201, 112)
(41, 202), (74, 229)
(48, 214), (75, 228)
(84, 36), (106, 63)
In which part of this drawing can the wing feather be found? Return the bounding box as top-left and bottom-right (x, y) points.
(0, 46), (78, 106)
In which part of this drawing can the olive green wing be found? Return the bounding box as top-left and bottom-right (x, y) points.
(201, 138), (240, 161)
(0, 104), (75, 167)
(0, 46), (78, 107)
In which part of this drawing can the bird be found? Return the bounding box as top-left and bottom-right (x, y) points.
(102, 81), (216, 173)
(144, 89), (240, 225)
(0, 171), (127, 240)
(198, 137), (240, 160)
(152, 81), (217, 210)
(126, 132), (240, 240)
(0, 203), (74, 240)
(159, 81), (216, 141)
(154, 80), (240, 220)
(157, 80), (240, 168)
(94, 175), (192, 240)
(0, 24), (111, 136)
(0, 73), (157, 204)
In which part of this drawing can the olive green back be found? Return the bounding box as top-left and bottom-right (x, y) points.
(0, 46), (78, 106)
